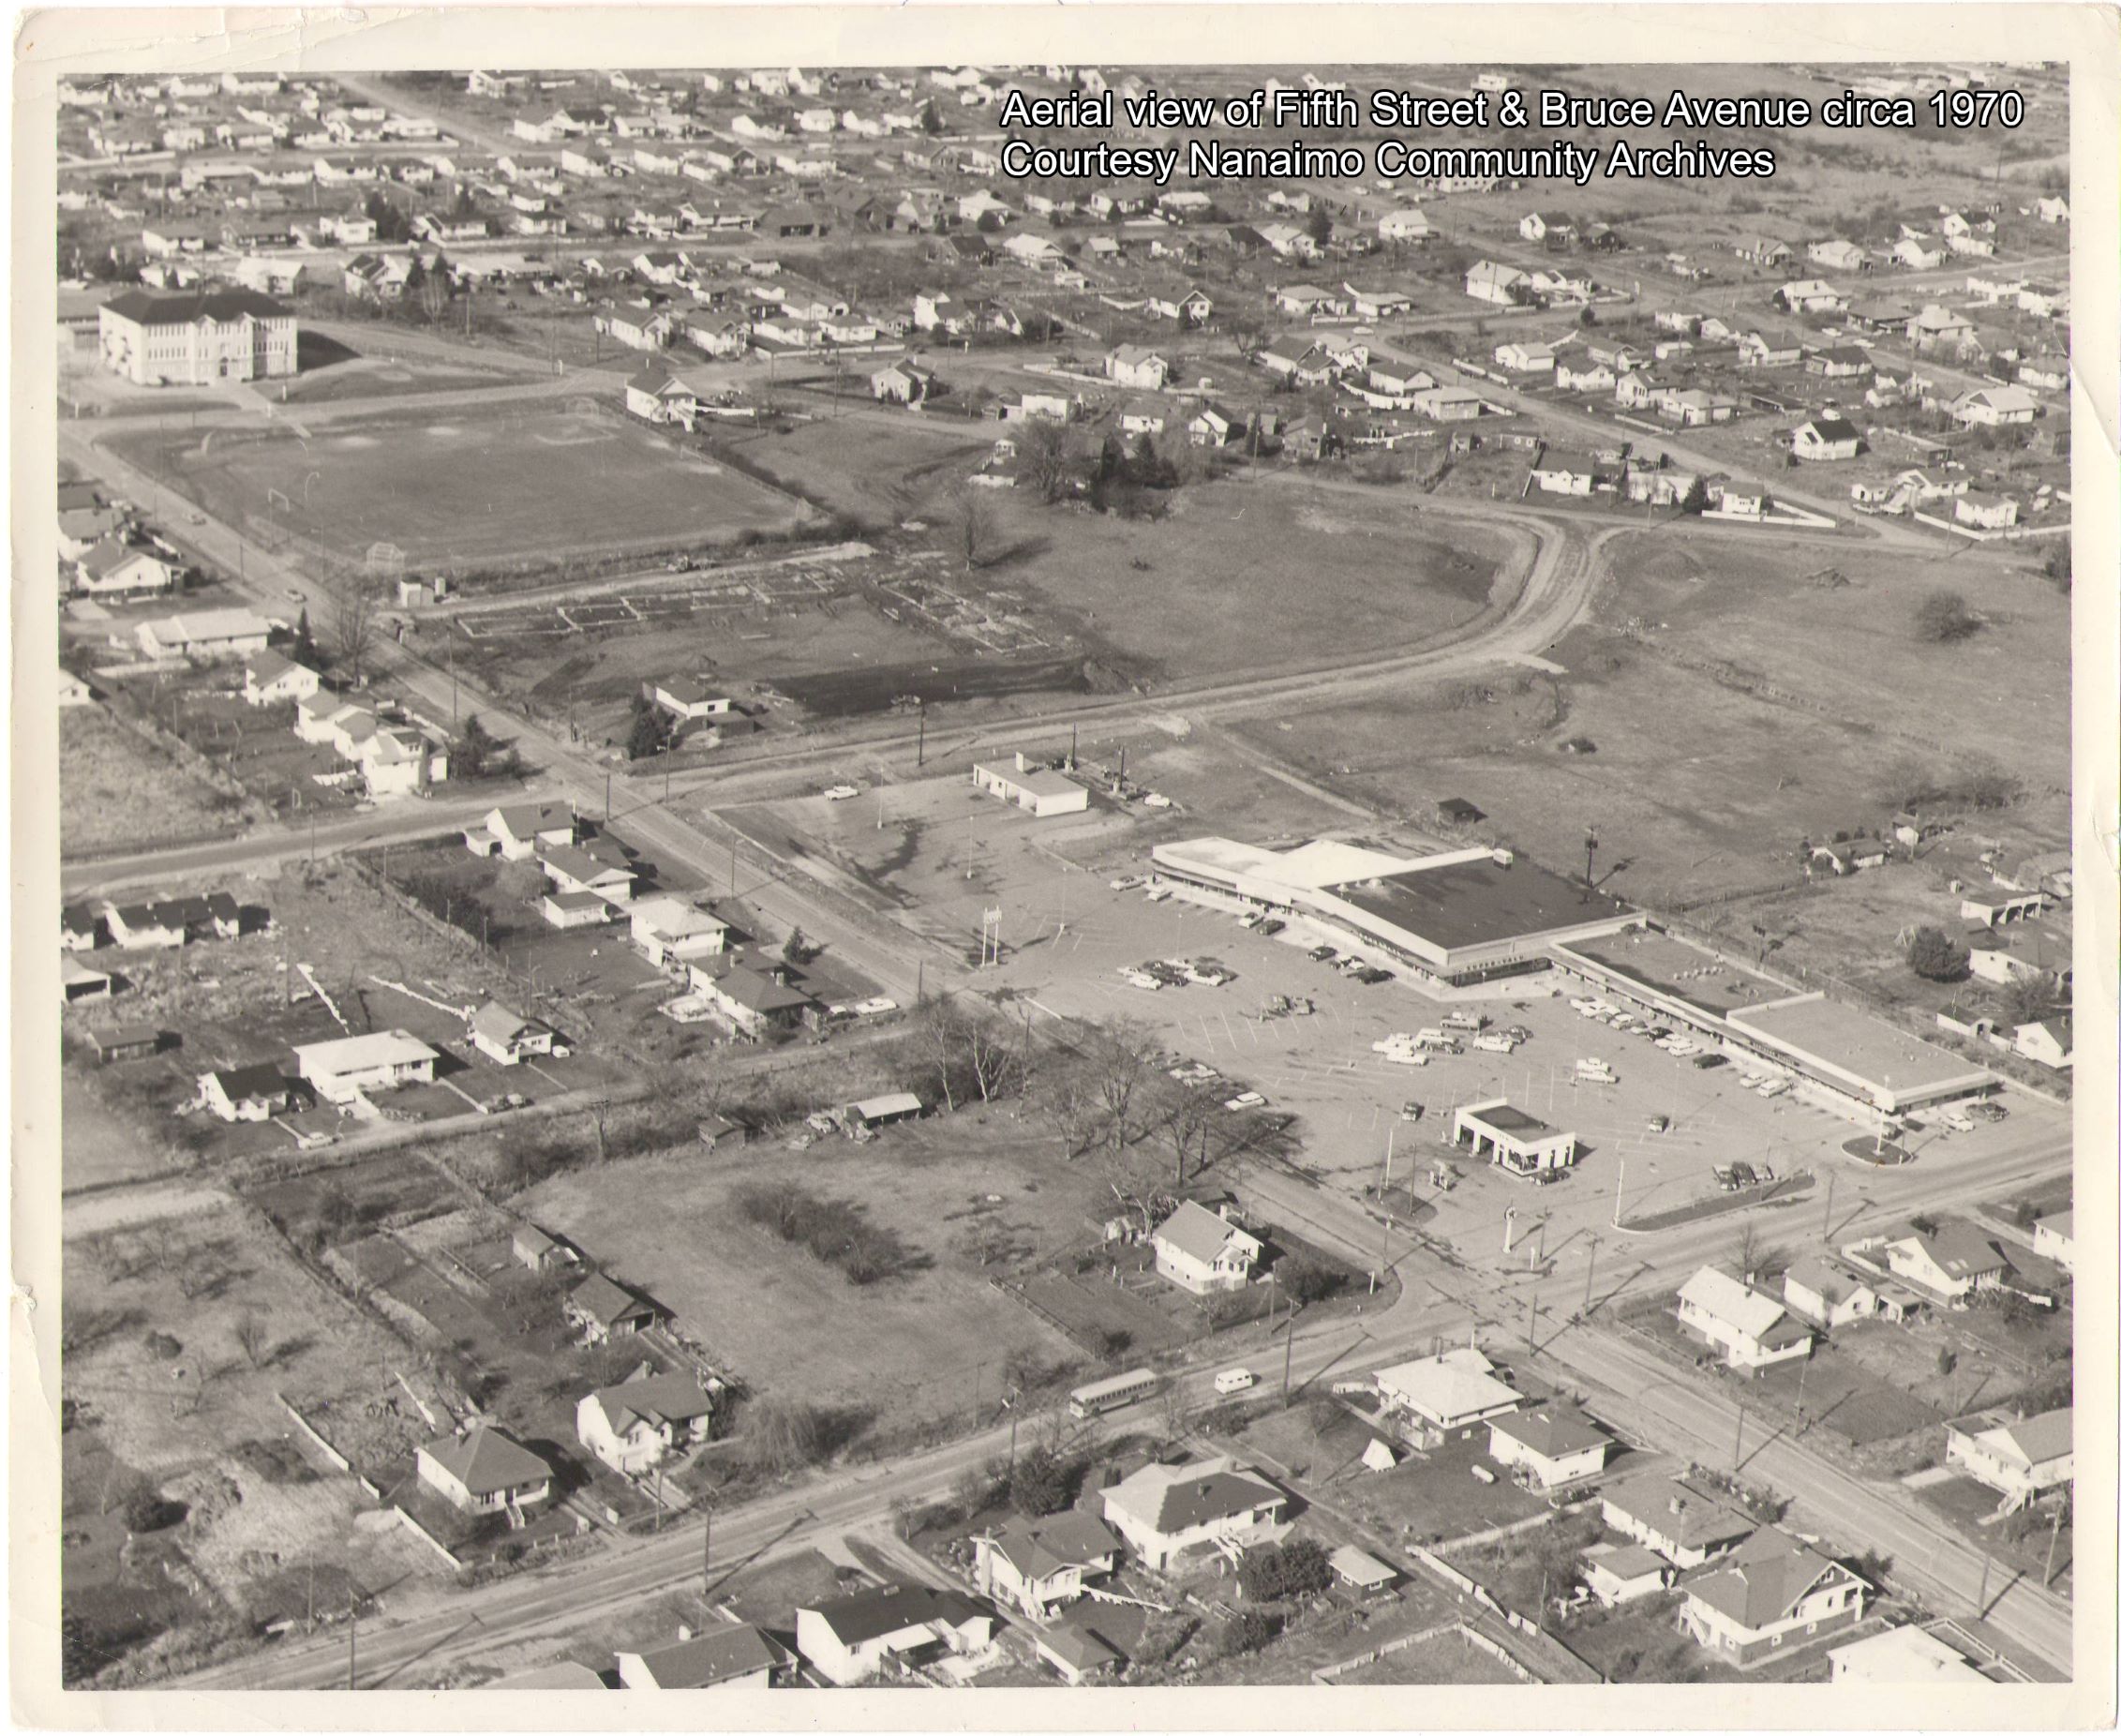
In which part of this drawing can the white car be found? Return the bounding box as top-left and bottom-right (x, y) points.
(823, 785), (860, 801)
(1143, 884), (1173, 903)
(1224, 1090), (1267, 1111)
(1119, 967), (1162, 991)
(1372, 1034), (1416, 1054)
(1109, 874), (1146, 891)
(1214, 1367), (1257, 1395)
(1383, 1049), (1429, 1068)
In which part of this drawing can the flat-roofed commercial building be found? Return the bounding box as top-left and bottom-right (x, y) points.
(1452, 1099), (1578, 1177)
(1149, 835), (1638, 983)
(972, 753), (1089, 818)
(1553, 925), (1995, 1127)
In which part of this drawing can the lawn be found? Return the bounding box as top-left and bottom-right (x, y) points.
(113, 409), (813, 575)
(1330, 1627), (1529, 1684)
(949, 476), (1509, 687)
(516, 1115), (1094, 1437)
(60, 706), (242, 857)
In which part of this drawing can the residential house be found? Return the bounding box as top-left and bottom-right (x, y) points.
(1098, 1454), (1287, 1570)
(414, 1426), (553, 1515)
(1485, 1404), (1610, 1489)
(292, 1029), (440, 1104)
(2013, 1014), (2072, 1070)
(1680, 1529), (1866, 1665)
(870, 359), (935, 404)
(1556, 358), (1617, 394)
(1855, 1222), (2009, 1305)
(1531, 446), (1617, 497)
(794, 1586), (994, 1686)
(616, 1624), (789, 1690)
(1906, 305), (1976, 350)
(136, 608), (275, 661)
(1805, 344), (1875, 380)
(469, 1001), (558, 1066)
(688, 960), (815, 1039)
(471, 802), (578, 861)
(577, 1370), (715, 1474)
(1789, 414), (1862, 462)
(1105, 345), (1169, 391)
(2032, 1212), (2074, 1273)
(242, 650), (321, 707)
(1965, 920), (2071, 991)
(1373, 1346), (1523, 1447)
(1581, 1543), (1674, 1607)
(1951, 384), (2039, 427)
(1953, 491), (2021, 531)
(1736, 333), (1800, 368)
(628, 895), (728, 966)
(1518, 211), (1576, 246)
(1807, 238), (1869, 273)
(1944, 1407), (2072, 1508)
(1150, 1200), (1262, 1295)
(1491, 339), (1555, 375)
(1463, 260), (1529, 307)
(1601, 1474), (1754, 1569)
(1377, 207), (1432, 243)
(565, 1272), (666, 1344)
(974, 1512), (1123, 1618)
(1676, 1267), (1814, 1370)
(87, 1025), (166, 1064)
(1828, 1624), (1994, 1684)
(1782, 1256), (1884, 1329)
(195, 1061), (300, 1122)
(1775, 278), (1845, 314)
(75, 540), (181, 598)
(2033, 196), (2069, 224)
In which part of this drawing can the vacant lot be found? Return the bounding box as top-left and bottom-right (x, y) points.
(60, 707), (240, 857)
(114, 409), (812, 575)
(516, 1113), (1094, 1435)
(1331, 1627), (1530, 1685)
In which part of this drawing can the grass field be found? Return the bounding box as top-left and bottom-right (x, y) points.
(516, 1115), (1096, 1434)
(60, 708), (240, 857)
(116, 409), (812, 572)
(962, 479), (1507, 686)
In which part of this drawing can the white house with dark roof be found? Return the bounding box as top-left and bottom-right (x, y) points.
(195, 1061), (300, 1122)
(565, 1272), (666, 1344)
(1150, 1200), (1262, 1295)
(1098, 1453), (1287, 1570)
(1781, 1256), (1883, 1330)
(973, 1511), (1122, 1617)
(1790, 414), (1862, 462)
(470, 802), (578, 861)
(1486, 1403), (1610, 1489)
(1680, 1529), (1865, 1665)
(1601, 1474), (1753, 1568)
(1581, 1542), (1673, 1606)
(243, 650), (321, 707)
(469, 1000), (557, 1066)
(1675, 1267), (1814, 1370)
(415, 1425), (553, 1514)
(2032, 1212), (2073, 1273)
(1848, 1222), (2010, 1305)
(794, 1585), (994, 1685)
(577, 1370), (715, 1473)
(1945, 1406), (2072, 1507)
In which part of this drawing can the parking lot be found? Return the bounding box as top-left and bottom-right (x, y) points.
(959, 852), (2066, 1279)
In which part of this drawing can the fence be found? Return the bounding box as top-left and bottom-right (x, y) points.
(1313, 1620), (1537, 1684)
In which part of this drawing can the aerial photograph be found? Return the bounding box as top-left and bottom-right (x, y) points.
(43, 53), (2083, 1700)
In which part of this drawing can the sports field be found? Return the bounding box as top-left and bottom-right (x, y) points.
(117, 409), (810, 569)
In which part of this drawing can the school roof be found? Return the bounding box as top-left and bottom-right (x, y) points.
(420, 1425), (550, 1495)
(104, 285), (292, 324)
(622, 1624), (784, 1687)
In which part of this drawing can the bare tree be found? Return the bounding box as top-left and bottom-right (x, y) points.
(1093, 1020), (1160, 1154)
(419, 267), (449, 325)
(1156, 1083), (1223, 1188)
(232, 1310), (271, 1369)
(329, 577), (381, 684)
(947, 482), (999, 572)
(1016, 417), (1071, 503)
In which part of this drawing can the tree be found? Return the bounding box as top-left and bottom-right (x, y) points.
(1221, 1608), (1281, 1654)
(1016, 417), (1072, 504)
(781, 927), (814, 967)
(2041, 538), (2071, 592)
(328, 578), (381, 683)
(232, 1310), (270, 1369)
(1008, 1443), (1070, 1516)
(1904, 924), (1971, 981)
(625, 702), (670, 761)
(453, 712), (518, 781)
(1914, 589), (1982, 643)
(1273, 1254), (1338, 1306)
(1242, 1537), (1333, 1602)
(419, 263), (450, 325)
(2000, 970), (2065, 1025)
(1679, 475), (1709, 515)
(741, 1397), (828, 1475)
(291, 606), (317, 666)
(1304, 205), (1332, 248)
(1092, 1021), (1159, 1152)
(948, 482), (999, 572)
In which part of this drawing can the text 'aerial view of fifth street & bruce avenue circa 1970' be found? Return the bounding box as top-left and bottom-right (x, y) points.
(46, 54), (2082, 1699)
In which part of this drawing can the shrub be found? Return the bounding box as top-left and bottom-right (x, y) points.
(1914, 589), (1982, 643)
(1241, 1538), (1333, 1602)
(1904, 925), (1970, 981)
(1221, 1609), (1281, 1654)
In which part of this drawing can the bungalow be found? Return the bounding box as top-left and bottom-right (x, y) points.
(1105, 345), (1169, 391)
(1775, 278), (1845, 314)
(2032, 1212), (2073, 1274)
(1187, 403), (1242, 447)
(1789, 414), (1862, 462)
(974, 1511), (1123, 1618)
(870, 359), (935, 405)
(1412, 386), (1485, 422)
(76, 540), (181, 599)
(1147, 286), (1217, 327)
(2033, 195), (2069, 224)
(1581, 1543), (1674, 1607)
(1377, 206), (1432, 243)
(1807, 238), (1869, 273)
(1150, 1200), (1262, 1295)
(565, 1272), (666, 1344)
(1343, 283), (1412, 319)
(471, 802), (577, 861)
(1680, 1529), (1866, 1665)
(1486, 1404), (1610, 1489)
(1782, 1256), (1884, 1329)
(1463, 260), (1529, 307)
(1099, 1454), (1287, 1570)
(1857, 1222), (2009, 1305)
(1805, 344), (1874, 380)
(1491, 339), (1555, 375)
(995, 388), (1071, 424)
(87, 1025), (166, 1064)
(1518, 211), (1575, 246)
(1945, 1407), (2072, 1507)
(292, 1029), (441, 1104)
(576, 1370), (715, 1474)
(1738, 236), (1794, 266)
(60, 955), (112, 1005)
(628, 895), (728, 966)
(1953, 491), (2021, 531)
(1274, 284), (1344, 319)
(2013, 1014), (2072, 1070)
(1736, 333), (1800, 369)
(689, 960), (815, 1039)
(468, 1000), (558, 1066)
(616, 1624), (788, 1690)
(795, 1585), (993, 1686)
(1373, 1346), (1523, 1447)
(1965, 920), (2071, 990)
(1530, 447), (1616, 497)
(596, 304), (674, 351)
(415, 1426), (553, 1515)
(1256, 339), (1332, 387)
(195, 1061), (300, 1122)
(243, 650), (321, 707)
(1675, 1267), (1814, 1370)
(1556, 358), (1617, 394)
(1950, 383), (2038, 427)
(1906, 304), (1976, 350)
(1602, 1474), (1754, 1569)
(138, 608), (276, 662)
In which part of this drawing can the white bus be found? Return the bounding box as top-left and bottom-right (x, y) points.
(1068, 1367), (1160, 1419)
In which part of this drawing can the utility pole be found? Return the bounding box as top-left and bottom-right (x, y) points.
(729, 842), (738, 896)
(917, 707), (926, 767)
(1611, 1158), (1625, 1228)
(347, 1610), (356, 1690)
(1524, 1291), (1537, 1354)
(702, 1497), (714, 1596)
(1581, 826), (1600, 904)
(604, 769), (611, 824)
(2043, 1504), (2066, 1587)
(1281, 1281), (1295, 1401)
(1732, 1402), (1746, 1472)
(1581, 1233), (1600, 1314)
(1821, 1170), (1836, 1242)
(1977, 1545), (1994, 1614)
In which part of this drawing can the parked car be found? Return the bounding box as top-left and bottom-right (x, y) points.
(1215, 1368), (1257, 1395)
(823, 784), (860, 801)
(1308, 944), (1337, 963)
(1355, 966), (1393, 984)
(1692, 1054), (1729, 1070)
(1256, 918), (1286, 936)
(1646, 1114), (1670, 1133)
(1237, 910), (1262, 929)
(1109, 874), (1146, 891)
(1399, 1100), (1425, 1122)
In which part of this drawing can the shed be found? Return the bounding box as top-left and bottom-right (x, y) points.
(1329, 1545), (1399, 1593)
